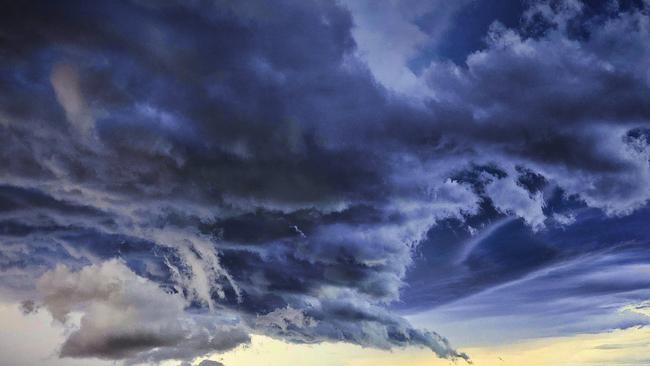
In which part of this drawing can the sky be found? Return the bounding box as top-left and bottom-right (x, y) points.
(1, 0), (650, 365)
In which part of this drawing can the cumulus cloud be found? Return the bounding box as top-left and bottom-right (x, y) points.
(340, 0), (471, 98)
(36, 260), (249, 363)
(485, 174), (546, 231)
(421, 1), (650, 215)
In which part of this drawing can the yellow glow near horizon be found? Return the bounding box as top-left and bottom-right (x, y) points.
(171, 326), (650, 366)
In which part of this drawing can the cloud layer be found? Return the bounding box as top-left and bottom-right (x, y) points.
(1, 0), (650, 365)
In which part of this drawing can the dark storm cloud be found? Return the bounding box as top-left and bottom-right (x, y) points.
(417, 0), (650, 216)
(0, 0), (474, 362)
(1, 0), (650, 364)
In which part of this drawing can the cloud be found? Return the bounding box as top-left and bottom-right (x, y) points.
(485, 174), (546, 231)
(620, 301), (650, 318)
(255, 306), (317, 332)
(340, 0), (471, 98)
(197, 361), (225, 366)
(421, 1), (650, 215)
(50, 62), (95, 138)
(36, 260), (249, 363)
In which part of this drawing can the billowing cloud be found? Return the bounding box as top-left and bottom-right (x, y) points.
(421, 1), (650, 215)
(36, 259), (249, 364)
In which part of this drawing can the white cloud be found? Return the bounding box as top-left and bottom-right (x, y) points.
(485, 175), (546, 231)
(36, 259), (249, 363)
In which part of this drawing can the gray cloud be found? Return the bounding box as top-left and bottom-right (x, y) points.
(198, 361), (225, 366)
(37, 260), (249, 363)
(421, 2), (650, 214)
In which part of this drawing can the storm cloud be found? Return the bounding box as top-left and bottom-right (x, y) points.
(1, 0), (650, 365)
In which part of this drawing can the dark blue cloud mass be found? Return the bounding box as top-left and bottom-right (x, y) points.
(0, 0), (650, 365)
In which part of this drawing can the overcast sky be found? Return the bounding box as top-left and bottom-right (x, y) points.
(1, 1), (650, 365)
